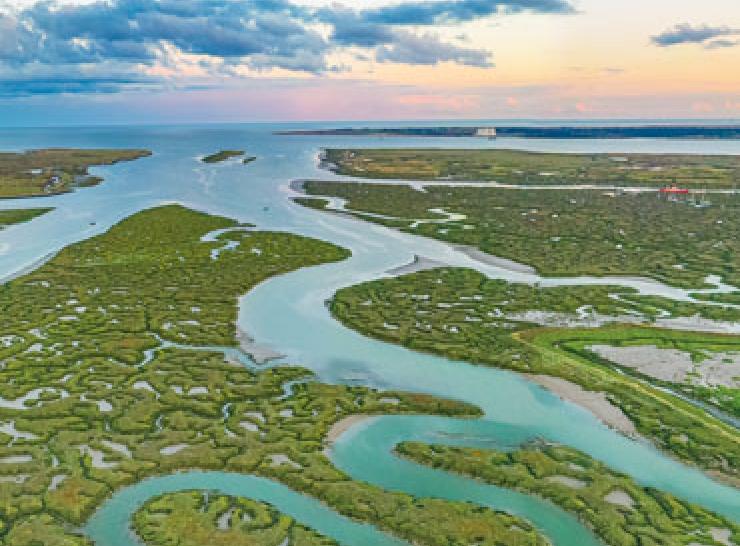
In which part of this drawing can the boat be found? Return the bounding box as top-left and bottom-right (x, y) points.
(659, 185), (689, 194)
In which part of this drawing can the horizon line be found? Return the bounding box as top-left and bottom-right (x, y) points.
(2, 117), (740, 130)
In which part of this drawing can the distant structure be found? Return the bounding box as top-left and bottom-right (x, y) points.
(475, 127), (497, 139)
(43, 175), (62, 192)
(658, 184), (713, 207)
(659, 184), (689, 195)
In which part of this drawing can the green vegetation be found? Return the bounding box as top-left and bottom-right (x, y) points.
(324, 148), (740, 187)
(0, 149), (150, 198)
(691, 292), (740, 306)
(202, 150), (246, 163)
(0, 208), (51, 229)
(398, 442), (740, 546)
(134, 491), (337, 546)
(330, 267), (740, 480)
(301, 181), (740, 288)
(294, 197), (330, 210)
(133, 488), (548, 546)
(539, 327), (740, 417)
(0, 205), (554, 546)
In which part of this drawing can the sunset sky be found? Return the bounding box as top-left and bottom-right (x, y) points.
(1, 0), (738, 125)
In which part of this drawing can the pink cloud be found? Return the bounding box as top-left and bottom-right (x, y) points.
(396, 94), (479, 112)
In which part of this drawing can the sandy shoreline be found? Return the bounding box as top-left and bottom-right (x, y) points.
(454, 245), (537, 274)
(236, 327), (285, 365)
(385, 254), (450, 276)
(325, 415), (374, 444)
(525, 374), (638, 437)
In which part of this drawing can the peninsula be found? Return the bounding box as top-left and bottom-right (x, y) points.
(0, 148), (151, 198)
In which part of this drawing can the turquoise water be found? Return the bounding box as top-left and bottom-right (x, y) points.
(241, 250), (740, 520)
(334, 416), (601, 546)
(85, 472), (406, 546)
(0, 125), (737, 544)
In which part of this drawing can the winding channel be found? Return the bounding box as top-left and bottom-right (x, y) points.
(84, 472), (407, 546)
(0, 125), (738, 545)
(238, 207), (740, 522)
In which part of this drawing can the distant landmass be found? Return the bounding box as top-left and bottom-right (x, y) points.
(278, 125), (740, 139)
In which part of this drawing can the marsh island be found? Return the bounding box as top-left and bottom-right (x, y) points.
(202, 150), (247, 163)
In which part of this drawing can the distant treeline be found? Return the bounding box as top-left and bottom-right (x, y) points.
(278, 125), (740, 139)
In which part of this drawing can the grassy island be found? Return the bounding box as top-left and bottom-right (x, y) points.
(398, 442), (740, 546)
(0, 148), (150, 198)
(299, 181), (740, 288)
(322, 148), (740, 187)
(202, 150), (247, 163)
(0, 205), (563, 546)
(0, 208), (52, 229)
(329, 268), (740, 481)
(134, 491), (337, 546)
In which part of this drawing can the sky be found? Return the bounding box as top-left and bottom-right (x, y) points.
(0, 0), (738, 125)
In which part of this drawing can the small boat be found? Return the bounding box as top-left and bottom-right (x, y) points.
(659, 185), (689, 194)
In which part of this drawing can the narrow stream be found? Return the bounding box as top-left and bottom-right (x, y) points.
(84, 472), (407, 546)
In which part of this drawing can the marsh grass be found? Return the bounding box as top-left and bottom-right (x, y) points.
(398, 442), (740, 546)
(0, 205), (551, 546)
(0, 209), (52, 229)
(301, 181), (740, 289)
(325, 148), (740, 187)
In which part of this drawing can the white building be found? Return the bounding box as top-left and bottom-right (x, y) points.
(475, 127), (497, 138)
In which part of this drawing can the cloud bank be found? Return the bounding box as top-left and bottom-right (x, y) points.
(0, 0), (574, 96)
(361, 0), (574, 26)
(651, 23), (739, 49)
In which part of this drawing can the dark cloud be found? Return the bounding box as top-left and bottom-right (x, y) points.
(319, 7), (492, 66)
(2, 0), (328, 72)
(705, 39), (739, 49)
(0, 74), (159, 97)
(319, 7), (397, 47)
(361, 0), (574, 25)
(376, 32), (493, 67)
(315, 0), (572, 67)
(651, 23), (740, 48)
